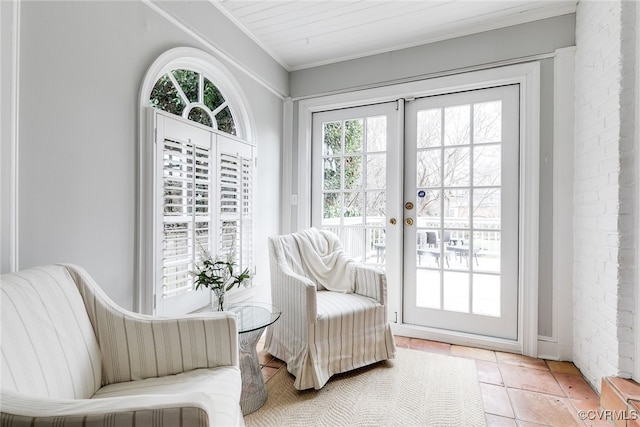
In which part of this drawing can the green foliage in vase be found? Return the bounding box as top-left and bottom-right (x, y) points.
(192, 247), (251, 293)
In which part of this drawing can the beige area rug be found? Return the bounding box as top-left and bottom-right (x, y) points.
(244, 348), (486, 427)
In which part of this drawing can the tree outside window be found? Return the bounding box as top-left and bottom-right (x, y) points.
(149, 69), (237, 135)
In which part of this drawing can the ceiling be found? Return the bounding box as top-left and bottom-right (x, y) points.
(213, 1), (577, 71)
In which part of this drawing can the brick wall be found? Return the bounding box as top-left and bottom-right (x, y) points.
(573, 0), (636, 392)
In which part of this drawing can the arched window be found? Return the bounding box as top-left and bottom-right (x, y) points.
(138, 48), (255, 315)
(149, 69), (237, 135)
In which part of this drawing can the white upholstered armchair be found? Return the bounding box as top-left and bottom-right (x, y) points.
(0, 264), (244, 426)
(264, 228), (396, 390)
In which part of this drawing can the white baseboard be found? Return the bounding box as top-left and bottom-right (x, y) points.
(391, 323), (521, 354)
(537, 337), (573, 361)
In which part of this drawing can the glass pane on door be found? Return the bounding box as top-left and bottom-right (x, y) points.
(312, 102), (401, 289)
(319, 116), (388, 268)
(414, 100), (502, 312)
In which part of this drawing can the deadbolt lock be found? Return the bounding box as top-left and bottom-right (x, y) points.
(389, 218), (397, 225)
(405, 218), (414, 226)
(405, 202), (414, 210)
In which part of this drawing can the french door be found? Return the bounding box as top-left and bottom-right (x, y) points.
(403, 85), (520, 340)
(311, 85), (520, 340)
(311, 102), (403, 312)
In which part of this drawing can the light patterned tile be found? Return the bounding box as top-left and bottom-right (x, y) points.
(393, 335), (411, 349)
(481, 383), (515, 418)
(547, 360), (582, 376)
(261, 366), (280, 382)
(496, 351), (549, 370)
(608, 377), (640, 401)
(554, 372), (599, 402)
(570, 398), (613, 427)
(258, 350), (274, 366)
(477, 360), (504, 386)
(509, 388), (582, 427)
(500, 364), (565, 396)
(451, 345), (497, 362)
(409, 339), (451, 355)
(485, 413), (517, 427)
(516, 421), (553, 427)
(264, 357), (285, 369)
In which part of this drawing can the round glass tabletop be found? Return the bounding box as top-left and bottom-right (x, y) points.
(225, 303), (281, 334)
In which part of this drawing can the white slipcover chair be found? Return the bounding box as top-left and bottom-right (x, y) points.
(0, 264), (244, 426)
(264, 228), (396, 390)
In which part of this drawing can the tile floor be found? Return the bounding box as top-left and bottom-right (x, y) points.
(256, 335), (609, 427)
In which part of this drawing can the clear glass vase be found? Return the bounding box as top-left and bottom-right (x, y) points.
(213, 288), (225, 311)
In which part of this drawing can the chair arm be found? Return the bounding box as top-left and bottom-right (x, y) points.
(62, 264), (239, 386)
(353, 263), (387, 306)
(271, 261), (318, 323)
(0, 390), (229, 427)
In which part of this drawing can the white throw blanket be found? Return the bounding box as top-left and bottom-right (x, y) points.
(291, 228), (355, 293)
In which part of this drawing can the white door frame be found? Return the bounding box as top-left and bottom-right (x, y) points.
(635, 1), (640, 383)
(297, 62), (540, 356)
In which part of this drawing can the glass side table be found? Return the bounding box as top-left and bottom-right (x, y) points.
(226, 303), (281, 415)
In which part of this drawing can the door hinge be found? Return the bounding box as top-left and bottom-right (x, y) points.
(394, 311), (398, 323)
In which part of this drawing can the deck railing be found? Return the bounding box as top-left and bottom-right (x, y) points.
(322, 216), (501, 263)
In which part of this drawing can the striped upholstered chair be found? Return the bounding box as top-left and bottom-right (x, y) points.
(0, 264), (243, 426)
(264, 228), (396, 390)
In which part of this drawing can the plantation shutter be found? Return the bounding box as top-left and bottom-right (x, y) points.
(218, 135), (255, 276)
(241, 156), (254, 275)
(154, 113), (254, 315)
(161, 138), (213, 300)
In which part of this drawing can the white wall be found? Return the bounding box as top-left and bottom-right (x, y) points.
(289, 14), (575, 353)
(151, 1), (287, 98)
(11, 0), (283, 309)
(573, 0), (637, 391)
(290, 14), (576, 98)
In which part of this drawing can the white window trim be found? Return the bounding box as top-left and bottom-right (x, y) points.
(140, 47), (255, 142)
(296, 62), (540, 356)
(1, 0), (20, 273)
(137, 47), (255, 314)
